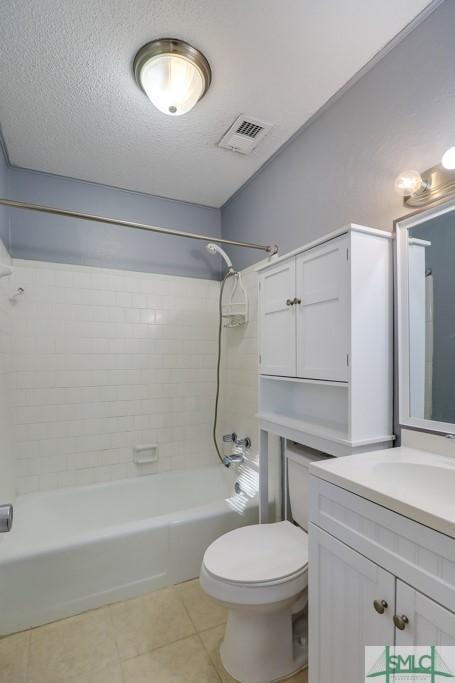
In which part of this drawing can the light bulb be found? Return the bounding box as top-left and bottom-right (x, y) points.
(394, 170), (424, 197)
(441, 147), (455, 170)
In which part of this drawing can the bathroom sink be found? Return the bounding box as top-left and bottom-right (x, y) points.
(310, 446), (455, 538)
(372, 461), (455, 505)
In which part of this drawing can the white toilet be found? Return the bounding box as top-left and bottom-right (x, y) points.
(200, 448), (322, 683)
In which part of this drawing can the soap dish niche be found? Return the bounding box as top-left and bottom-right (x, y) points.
(133, 443), (159, 465)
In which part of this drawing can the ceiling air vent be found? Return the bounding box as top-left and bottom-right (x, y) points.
(218, 115), (273, 155)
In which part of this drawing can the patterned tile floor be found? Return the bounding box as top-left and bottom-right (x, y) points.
(0, 580), (308, 683)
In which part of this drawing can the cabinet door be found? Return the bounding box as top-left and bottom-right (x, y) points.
(296, 236), (348, 381)
(258, 259), (296, 376)
(309, 524), (395, 683)
(395, 580), (455, 646)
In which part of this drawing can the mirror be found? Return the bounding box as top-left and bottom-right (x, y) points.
(397, 197), (455, 434)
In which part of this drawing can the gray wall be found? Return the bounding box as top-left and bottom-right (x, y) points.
(221, 0), (455, 270)
(7, 167), (222, 279)
(412, 214), (455, 423)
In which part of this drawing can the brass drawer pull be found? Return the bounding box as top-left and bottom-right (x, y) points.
(373, 599), (388, 615)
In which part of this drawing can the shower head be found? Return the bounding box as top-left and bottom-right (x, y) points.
(206, 243), (235, 273)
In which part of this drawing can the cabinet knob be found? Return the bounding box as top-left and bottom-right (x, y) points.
(293, 298), (302, 305)
(393, 614), (409, 630)
(286, 299), (294, 306)
(373, 599), (388, 614)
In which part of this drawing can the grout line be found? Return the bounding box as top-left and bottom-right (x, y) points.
(118, 632), (205, 664)
(173, 584), (200, 634)
(196, 631), (229, 683)
(196, 631), (224, 683)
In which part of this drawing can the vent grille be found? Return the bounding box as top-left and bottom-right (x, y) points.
(236, 120), (264, 139)
(218, 115), (273, 155)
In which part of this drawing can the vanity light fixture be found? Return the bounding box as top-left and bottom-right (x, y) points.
(395, 157), (455, 208)
(394, 170), (426, 198)
(441, 146), (455, 170)
(133, 38), (211, 116)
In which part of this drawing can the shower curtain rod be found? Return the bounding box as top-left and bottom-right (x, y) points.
(0, 199), (278, 255)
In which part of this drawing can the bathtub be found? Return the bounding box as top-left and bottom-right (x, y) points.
(0, 465), (258, 634)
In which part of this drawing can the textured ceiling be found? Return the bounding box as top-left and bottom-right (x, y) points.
(0, 0), (434, 207)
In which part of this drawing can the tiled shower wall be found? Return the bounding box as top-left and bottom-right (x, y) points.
(10, 260), (220, 494)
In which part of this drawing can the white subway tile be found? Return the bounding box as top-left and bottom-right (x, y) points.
(9, 259), (230, 492)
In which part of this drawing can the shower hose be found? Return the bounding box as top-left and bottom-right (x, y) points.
(212, 269), (237, 466)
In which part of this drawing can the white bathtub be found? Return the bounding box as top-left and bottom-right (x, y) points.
(0, 465), (258, 634)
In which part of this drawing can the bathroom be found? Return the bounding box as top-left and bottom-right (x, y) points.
(1, 1), (455, 681)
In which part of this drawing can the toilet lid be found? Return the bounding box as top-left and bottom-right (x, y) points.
(203, 521), (308, 584)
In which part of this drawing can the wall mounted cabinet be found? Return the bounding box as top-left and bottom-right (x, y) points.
(257, 225), (394, 457)
(260, 234), (348, 381)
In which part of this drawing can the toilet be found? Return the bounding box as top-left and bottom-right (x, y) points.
(200, 448), (324, 683)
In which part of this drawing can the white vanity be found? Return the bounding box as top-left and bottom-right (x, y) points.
(308, 197), (455, 681)
(309, 441), (455, 682)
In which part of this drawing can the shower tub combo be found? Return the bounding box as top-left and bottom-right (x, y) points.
(0, 220), (263, 636)
(0, 464), (258, 634)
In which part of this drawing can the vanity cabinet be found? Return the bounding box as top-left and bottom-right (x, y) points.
(395, 581), (455, 646)
(309, 476), (455, 683)
(257, 225), (394, 456)
(309, 525), (395, 681)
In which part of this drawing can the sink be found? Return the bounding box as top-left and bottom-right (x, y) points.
(372, 461), (455, 515)
(310, 446), (455, 537)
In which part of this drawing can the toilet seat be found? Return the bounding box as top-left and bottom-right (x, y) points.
(203, 521), (308, 586)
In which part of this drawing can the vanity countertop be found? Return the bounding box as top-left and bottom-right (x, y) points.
(310, 446), (455, 538)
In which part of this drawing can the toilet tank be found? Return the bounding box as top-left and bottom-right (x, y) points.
(286, 443), (330, 530)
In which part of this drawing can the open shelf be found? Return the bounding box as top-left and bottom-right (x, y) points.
(260, 374), (348, 388)
(259, 374), (349, 441)
(257, 412), (351, 446)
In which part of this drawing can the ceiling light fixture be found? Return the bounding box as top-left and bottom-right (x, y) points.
(133, 38), (211, 116)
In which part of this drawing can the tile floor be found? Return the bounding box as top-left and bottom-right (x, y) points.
(0, 580), (308, 683)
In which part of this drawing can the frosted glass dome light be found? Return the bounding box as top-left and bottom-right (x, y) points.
(394, 169), (424, 197)
(134, 39), (211, 116)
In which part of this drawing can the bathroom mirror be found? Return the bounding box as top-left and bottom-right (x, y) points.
(396, 195), (455, 434)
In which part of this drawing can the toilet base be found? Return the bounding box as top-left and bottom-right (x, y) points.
(220, 602), (307, 683)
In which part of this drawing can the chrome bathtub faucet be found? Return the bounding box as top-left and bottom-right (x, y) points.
(223, 453), (244, 467)
(222, 434), (251, 466)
